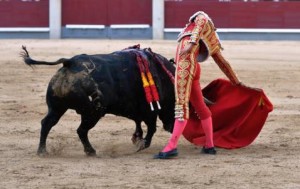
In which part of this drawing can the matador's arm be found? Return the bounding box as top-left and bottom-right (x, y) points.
(179, 14), (208, 56)
(212, 51), (241, 85)
(189, 14), (208, 44)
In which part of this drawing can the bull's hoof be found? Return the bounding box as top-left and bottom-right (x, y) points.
(86, 151), (97, 156)
(136, 139), (146, 152)
(37, 148), (48, 157)
(85, 149), (97, 156)
(131, 134), (143, 145)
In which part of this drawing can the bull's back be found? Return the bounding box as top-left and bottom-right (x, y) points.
(90, 52), (147, 117)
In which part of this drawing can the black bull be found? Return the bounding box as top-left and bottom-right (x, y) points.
(21, 46), (177, 156)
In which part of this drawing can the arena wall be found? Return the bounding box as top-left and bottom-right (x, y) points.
(0, 0), (299, 40)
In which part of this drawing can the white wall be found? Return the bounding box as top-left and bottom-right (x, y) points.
(49, 0), (62, 39)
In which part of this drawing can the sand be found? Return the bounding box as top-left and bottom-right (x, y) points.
(0, 39), (299, 189)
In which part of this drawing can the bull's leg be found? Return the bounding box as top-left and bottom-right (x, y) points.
(38, 109), (66, 156)
(131, 120), (143, 144)
(77, 114), (101, 156)
(136, 117), (157, 152)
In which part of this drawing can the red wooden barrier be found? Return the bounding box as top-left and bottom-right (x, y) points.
(62, 0), (108, 25)
(0, 0), (48, 27)
(165, 1), (300, 29)
(62, 0), (152, 26)
(0, 0), (299, 29)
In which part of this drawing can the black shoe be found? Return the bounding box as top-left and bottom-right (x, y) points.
(153, 149), (178, 159)
(201, 147), (217, 155)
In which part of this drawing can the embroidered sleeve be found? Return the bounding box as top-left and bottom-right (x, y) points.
(189, 14), (208, 44)
(212, 51), (241, 85)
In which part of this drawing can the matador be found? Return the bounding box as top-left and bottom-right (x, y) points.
(154, 11), (241, 159)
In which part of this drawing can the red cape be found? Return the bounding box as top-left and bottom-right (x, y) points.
(183, 79), (273, 149)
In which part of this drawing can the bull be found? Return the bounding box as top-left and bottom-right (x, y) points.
(21, 45), (176, 156)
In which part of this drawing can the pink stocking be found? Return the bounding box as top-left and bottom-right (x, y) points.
(201, 116), (214, 148)
(162, 118), (187, 152)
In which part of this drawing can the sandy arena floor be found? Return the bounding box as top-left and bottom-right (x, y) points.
(0, 39), (299, 189)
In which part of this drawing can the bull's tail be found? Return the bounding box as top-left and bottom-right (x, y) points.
(20, 46), (70, 67)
